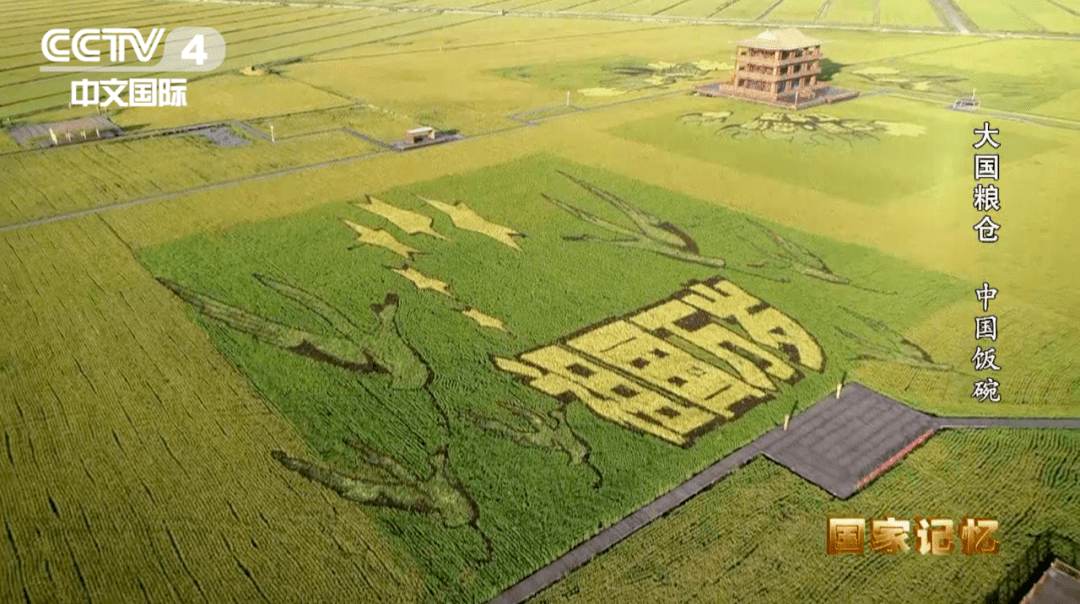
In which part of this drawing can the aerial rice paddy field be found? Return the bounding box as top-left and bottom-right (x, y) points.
(2, 0), (1078, 602)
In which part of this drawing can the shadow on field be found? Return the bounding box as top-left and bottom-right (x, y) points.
(818, 58), (846, 82)
(118, 123), (151, 135)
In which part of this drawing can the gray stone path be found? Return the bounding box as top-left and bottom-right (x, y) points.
(489, 383), (1080, 604)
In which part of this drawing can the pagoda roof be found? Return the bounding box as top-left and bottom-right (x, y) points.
(736, 28), (821, 50)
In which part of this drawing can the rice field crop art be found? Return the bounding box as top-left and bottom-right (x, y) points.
(461, 400), (603, 488)
(156, 275), (432, 390)
(846, 66), (970, 94)
(677, 110), (928, 145)
(140, 154), (981, 603)
(492, 275), (828, 446)
(616, 95), (1065, 207)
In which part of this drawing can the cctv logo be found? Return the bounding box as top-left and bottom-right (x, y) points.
(42, 28), (167, 63)
(39, 27), (222, 72)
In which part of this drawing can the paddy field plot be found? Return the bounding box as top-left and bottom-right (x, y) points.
(571, 0), (649, 14)
(876, 0), (943, 27)
(532, 429), (1080, 604)
(954, 0), (1080, 31)
(600, 0), (689, 16)
(712, 0), (787, 20)
(0, 133), (21, 153)
(495, 55), (730, 108)
(245, 104), (420, 142)
(851, 296), (1080, 417)
(1015, 0), (1080, 32)
(767, 0), (836, 22)
(0, 9), (485, 119)
(107, 73), (350, 129)
(859, 38), (1080, 116)
(0, 3), (341, 116)
(0, 128), (378, 227)
(0, 216), (423, 604)
(818, 0), (875, 24)
(281, 57), (537, 134)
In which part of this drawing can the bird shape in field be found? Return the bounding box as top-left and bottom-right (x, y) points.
(340, 218), (421, 260)
(542, 170), (727, 269)
(462, 400), (603, 489)
(740, 221), (896, 293)
(272, 437), (478, 529)
(157, 274), (429, 390)
(414, 194), (524, 251)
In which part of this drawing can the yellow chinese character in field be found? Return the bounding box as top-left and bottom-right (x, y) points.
(680, 279), (825, 372)
(564, 320), (765, 418)
(827, 517), (865, 555)
(494, 346), (718, 446)
(870, 517), (910, 554)
(630, 299), (799, 392)
(958, 518), (1000, 555)
(915, 517), (954, 555)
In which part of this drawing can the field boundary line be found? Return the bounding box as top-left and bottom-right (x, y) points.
(935, 417), (1080, 429)
(1045, 0), (1080, 17)
(341, 127), (397, 148)
(815, 0), (831, 20)
(756, 0), (787, 21)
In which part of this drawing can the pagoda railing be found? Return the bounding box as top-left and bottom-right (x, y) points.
(736, 50), (821, 67)
(734, 66), (821, 84)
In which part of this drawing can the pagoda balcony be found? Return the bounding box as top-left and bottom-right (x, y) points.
(736, 50), (821, 68)
(734, 65), (821, 83)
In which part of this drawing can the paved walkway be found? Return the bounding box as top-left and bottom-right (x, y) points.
(487, 383), (1080, 604)
(937, 416), (1080, 429)
(487, 427), (788, 604)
